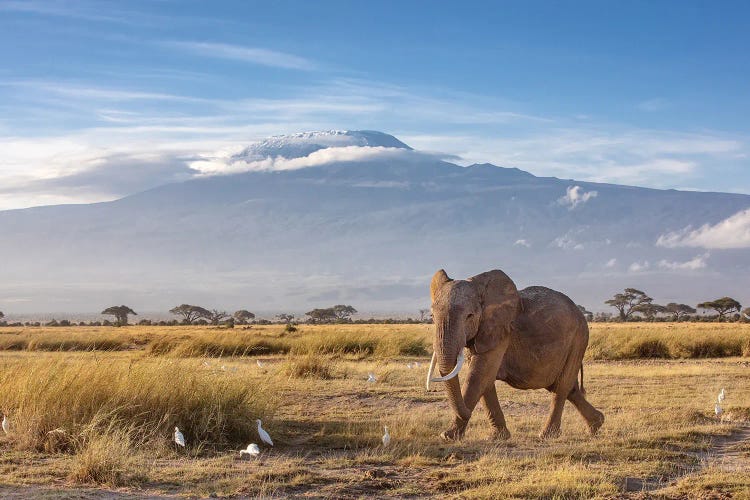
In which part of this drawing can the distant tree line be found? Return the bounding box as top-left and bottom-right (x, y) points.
(2, 294), (748, 327)
(589, 288), (748, 322)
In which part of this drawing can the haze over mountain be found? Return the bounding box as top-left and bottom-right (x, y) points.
(2, 130), (749, 316)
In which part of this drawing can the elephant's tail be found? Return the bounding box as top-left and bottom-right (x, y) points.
(579, 363), (586, 395)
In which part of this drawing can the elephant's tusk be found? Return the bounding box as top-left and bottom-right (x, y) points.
(425, 352), (437, 391)
(429, 350), (465, 383)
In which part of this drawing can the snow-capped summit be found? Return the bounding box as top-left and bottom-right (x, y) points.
(232, 130), (412, 161)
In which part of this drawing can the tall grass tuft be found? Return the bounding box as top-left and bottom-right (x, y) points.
(0, 357), (276, 452)
(282, 353), (335, 379)
(68, 425), (140, 486)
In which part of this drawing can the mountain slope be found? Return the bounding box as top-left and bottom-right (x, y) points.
(1, 131), (748, 314)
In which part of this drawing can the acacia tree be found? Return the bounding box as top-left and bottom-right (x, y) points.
(306, 308), (336, 323)
(664, 303), (696, 321)
(169, 304), (211, 324)
(697, 297), (742, 320)
(332, 305), (357, 321)
(604, 288), (653, 321)
(234, 310), (256, 324)
(207, 309), (229, 325)
(418, 308), (431, 322)
(633, 303), (666, 321)
(576, 305), (593, 321)
(101, 305), (137, 326)
(276, 313), (294, 325)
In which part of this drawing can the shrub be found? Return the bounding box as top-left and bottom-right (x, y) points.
(630, 340), (671, 359)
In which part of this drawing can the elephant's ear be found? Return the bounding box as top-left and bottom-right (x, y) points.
(430, 269), (452, 302)
(468, 270), (520, 354)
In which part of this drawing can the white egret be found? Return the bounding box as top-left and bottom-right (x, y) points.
(256, 419), (273, 446)
(221, 365), (227, 371)
(715, 403), (723, 418)
(413, 362), (420, 368)
(382, 426), (390, 447)
(406, 362), (414, 369)
(2, 415), (8, 434)
(174, 426), (186, 447)
(256, 360), (265, 368)
(367, 373), (377, 383)
(240, 443), (261, 457)
(718, 388), (725, 403)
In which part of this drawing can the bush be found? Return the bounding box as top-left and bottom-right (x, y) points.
(630, 340), (671, 359)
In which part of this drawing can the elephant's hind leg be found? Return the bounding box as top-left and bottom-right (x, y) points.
(482, 384), (510, 440)
(568, 384), (604, 435)
(540, 389), (567, 439)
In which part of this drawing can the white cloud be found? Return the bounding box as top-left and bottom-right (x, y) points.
(629, 261), (650, 272)
(514, 239), (531, 248)
(165, 41), (316, 70)
(657, 253), (709, 271)
(558, 185), (598, 209)
(656, 208), (750, 249)
(605, 258), (617, 268)
(552, 234), (584, 250)
(189, 146), (424, 176)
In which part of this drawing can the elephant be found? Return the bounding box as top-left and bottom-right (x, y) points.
(425, 269), (604, 440)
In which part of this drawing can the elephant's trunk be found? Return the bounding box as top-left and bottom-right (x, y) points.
(429, 322), (471, 420)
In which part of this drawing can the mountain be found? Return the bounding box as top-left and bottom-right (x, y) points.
(1, 130), (749, 315)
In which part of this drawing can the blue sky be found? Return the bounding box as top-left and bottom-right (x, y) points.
(1, 0), (749, 209)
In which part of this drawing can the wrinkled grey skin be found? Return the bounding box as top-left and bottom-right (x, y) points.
(429, 269), (604, 440)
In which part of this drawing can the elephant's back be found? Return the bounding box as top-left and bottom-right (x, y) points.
(498, 286), (588, 389)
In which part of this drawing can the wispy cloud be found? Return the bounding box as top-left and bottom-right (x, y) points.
(628, 261), (650, 272)
(164, 41), (316, 70)
(656, 208), (750, 249)
(657, 253), (709, 270)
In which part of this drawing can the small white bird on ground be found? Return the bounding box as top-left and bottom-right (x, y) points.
(174, 426), (186, 447)
(240, 443), (261, 457)
(367, 373), (377, 383)
(2, 415), (9, 434)
(257, 360), (265, 368)
(413, 362), (420, 368)
(257, 419), (273, 446)
(382, 426), (390, 447)
(202, 361), (211, 368)
(718, 388), (725, 403)
(406, 362), (414, 369)
(715, 403), (723, 418)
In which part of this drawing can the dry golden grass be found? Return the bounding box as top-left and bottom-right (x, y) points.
(0, 323), (748, 497)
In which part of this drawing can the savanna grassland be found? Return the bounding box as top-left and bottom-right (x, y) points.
(0, 323), (749, 499)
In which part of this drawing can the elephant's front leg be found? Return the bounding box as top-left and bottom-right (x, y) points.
(442, 344), (507, 441)
(482, 384), (511, 439)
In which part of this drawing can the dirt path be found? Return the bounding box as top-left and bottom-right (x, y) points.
(624, 424), (750, 494)
(704, 424), (750, 472)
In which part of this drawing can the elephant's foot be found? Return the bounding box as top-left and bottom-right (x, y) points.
(539, 424), (561, 439)
(491, 426), (511, 440)
(440, 417), (468, 441)
(587, 410), (605, 435)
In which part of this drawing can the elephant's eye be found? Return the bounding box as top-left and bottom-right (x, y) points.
(466, 313), (475, 321)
